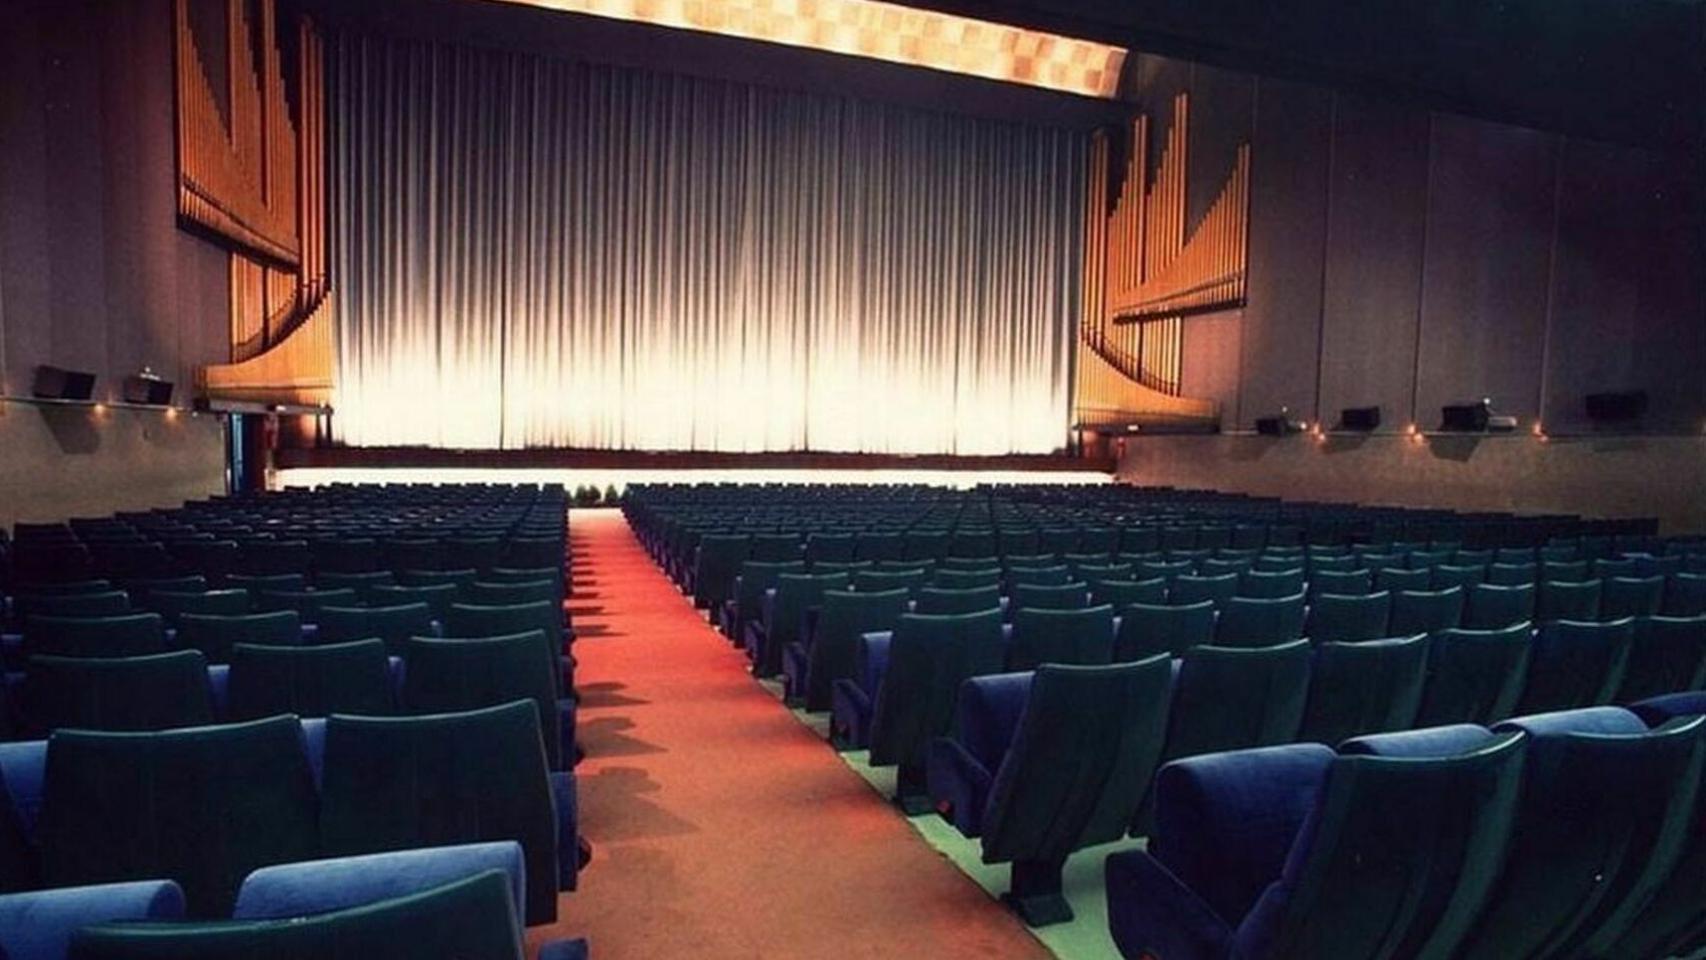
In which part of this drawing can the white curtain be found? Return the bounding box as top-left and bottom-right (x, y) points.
(329, 33), (1085, 454)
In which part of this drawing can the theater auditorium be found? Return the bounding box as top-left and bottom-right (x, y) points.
(1, 0), (1704, 956)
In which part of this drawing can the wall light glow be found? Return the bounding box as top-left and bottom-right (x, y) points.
(484, 0), (1127, 98)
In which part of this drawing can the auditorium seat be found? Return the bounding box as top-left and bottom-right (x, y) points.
(836, 610), (1004, 811)
(0, 880), (186, 960)
(1005, 565), (1071, 588)
(1617, 691), (1706, 958)
(785, 588), (910, 711)
(1113, 601), (1215, 660)
(317, 604), (434, 655)
(1414, 624), (1531, 726)
(1238, 569), (1303, 599)
(13, 591), (131, 620)
(1387, 586), (1465, 635)
(1213, 595), (1305, 647)
(1106, 732), (1524, 960)
(236, 541), (311, 578)
(175, 611), (301, 663)
(718, 560), (804, 642)
(1594, 557), (1640, 579)
(1302, 591), (1390, 642)
(1087, 577), (1166, 608)
(931, 568), (1001, 591)
(227, 574), (309, 595)
(1297, 635), (1428, 745)
(1006, 605), (1114, 671)
(1430, 562), (1485, 591)
(1452, 707), (1705, 959)
(1071, 562), (1134, 584)
(1304, 568), (1372, 599)
(1516, 619), (1633, 714)
(1615, 615), (1706, 703)
(1007, 582), (1089, 616)
(1374, 567), (1430, 593)
(401, 634), (565, 770)
(747, 572), (849, 678)
(382, 539), (446, 575)
(445, 536), (505, 573)
(914, 585), (1000, 616)
(23, 614), (166, 660)
(1665, 572), (1706, 616)
(255, 589), (358, 624)
(224, 641), (396, 720)
(146, 590), (251, 626)
(750, 534), (803, 563)
(1601, 575), (1666, 620)
(691, 534), (749, 610)
(367, 584), (459, 622)
(851, 568), (927, 594)
(396, 568), (479, 593)
(1168, 574), (1239, 610)
(36, 716), (321, 917)
(1485, 562), (1537, 586)
(1463, 582), (1536, 630)
(927, 660), (1171, 925)
(20, 651), (213, 737)
(308, 538), (382, 575)
(466, 580), (559, 608)
(1536, 577), (1601, 622)
(317, 701), (569, 923)
(314, 571), (396, 602)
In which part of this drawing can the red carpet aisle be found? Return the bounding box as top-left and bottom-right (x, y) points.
(525, 509), (1051, 959)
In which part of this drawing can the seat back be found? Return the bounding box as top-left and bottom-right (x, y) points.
(1458, 709), (1706, 960)
(39, 716), (320, 917)
(318, 604), (435, 655)
(1664, 572), (1706, 616)
(22, 651), (214, 737)
(982, 659), (1174, 864)
(147, 590), (251, 626)
(1240, 569), (1304, 599)
(1537, 578), (1601, 622)
(1415, 624), (1532, 726)
(1307, 569), (1372, 599)
(1169, 574), (1239, 609)
(851, 568), (927, 594)
(1464, 583), (1536, 630)
(1388, 586), (1465, 635)
(1113, 601), (1216, 660)
(932, 568), (1001, 590)
(1516, 618), (1634, 715)
(869, 610), (1006, 768)
(804, 589), (911, 711)
(1006, 565), (1071, 589)
(13, 590), (131, 620)
(692, 534), (750, 608)
(1602, 575), (1666, 619)
(24, 613), (166, 659)
(1617, 615), (1706, 703)
(759, 572), (851, 674)
(319, 701), (558, 924)
(914, 585), (1001, 616)
(227, 640), (395, 720)
(255, 588), (358, 623)
(1007, 605), (1115, 671)
(465, 580), (559, 608)
(176, 611), (301, 663)
(314, 570), (396, 600)
(402, 633), (561, 770)
(1087, 577), (1166, 608)
(1162, 641), (1312, 765)
(1297, 635), (1428, 745)
(368, 583), (460, 622)
(1009, 582), (1090, 615)
(1215, 594), (1306, 647)
(1237, 733), (1528, 960)
(1304, 591), (1391, 643)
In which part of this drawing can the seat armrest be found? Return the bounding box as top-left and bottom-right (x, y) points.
(0, 880), (185, 960)
(299, 718), (327, 789)
(207, 665), (230, 719)
(956, 672), (1033, 773)
(235, 842), (525, 930)
(926, 738), (993, 837)
(550, 770), (580, 891)
(857, 631), (893, 696)
(538, 938), (591, 960)
(1105, 850), (1233, 960)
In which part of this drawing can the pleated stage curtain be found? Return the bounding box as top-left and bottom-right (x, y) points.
(329, 33), (1086, 454)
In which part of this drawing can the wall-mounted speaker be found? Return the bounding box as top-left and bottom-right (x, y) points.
(122, 374), (175, 406)
(31, 365), (96, 401)
(1585, 390), (1648, 421)
(1339, 406), (1381, 431)
(1440, 403), (1490, 432)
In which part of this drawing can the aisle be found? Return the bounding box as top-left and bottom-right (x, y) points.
(525, 509), (1051, 959)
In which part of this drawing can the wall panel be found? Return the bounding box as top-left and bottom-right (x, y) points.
(1415, 114), (1558, 424)
(1237, 77), (1332, 427)
(1317, 94), (1431, 426)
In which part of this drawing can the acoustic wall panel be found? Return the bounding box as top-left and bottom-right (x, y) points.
(1236, 76), (1333, 428)
(1318, 94), (1431, 428)
(1415, 114), (1558, 424)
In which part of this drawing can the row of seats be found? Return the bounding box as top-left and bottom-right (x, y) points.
(0, 484), (587, 959)
(1105, 695), (1706, 960)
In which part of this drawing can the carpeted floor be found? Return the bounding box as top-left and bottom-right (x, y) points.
(524, 509), (1052, 959)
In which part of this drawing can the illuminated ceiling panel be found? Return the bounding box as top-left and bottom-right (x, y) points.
(483, 0), (1127, 98)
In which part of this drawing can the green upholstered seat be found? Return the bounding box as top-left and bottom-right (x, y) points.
(1515, 618), (1634, 715)
(853, 531), (904, 561)
(1485, 562), (1537, 586)
(1007, 605), (1115, 671)
(1009, 583), (1090, 616)
(319, 702), (559, 924)
(255, 589), (358, 623)
(914, 585), (1001, 616)
(752, 572), (850, 677)
(313, 570), (396, 601)
(1536, 578), (1601, 622)
(1414, 624), (1531, 725)
(317, 604), (435, 655)
(1617, 615), (1706, 702)
(1214, 594), (1306, 647)
(402, 633), (562, 769)
(1305, 568), (1372, 598)
(749, 533), (802, 562)
(851, 568), (928, 594)
(39, 716), (320, 918)
(146, 590), (251, 626)
(466, 580), (560, 607)
(869, 610), (1005, 810)
(24, 613), (167, 659)
(396, 568), (479, 592)
(22, 651), (213, 736)
(1238, 569), (1303, 599)
(1168, 574), (1238, 609)
(1463, 582), (1536, 630)
(722, 561), (804, 642)
(367, 583), (459, 622)
(226, 573), (308, 595)
(932, 568), (1002, 590)
(14, 591), (131, 619)
(1006, 565), (1072, 588)
(1663, 572), (1706, 616)
(1158, 641), (1311, 766)
(692, 534), (751, 609)
(806, 533), (856, 564)
(1298, 635), (1428, 745)
(1602, 575), (1666, 620)
(799, 588), (910, 711)
(227, 640), (395, 720)
(175, 611), (301, 663)
(67, 869), (527, 960)
(1304, 590), (1391, 642)
(1388, 586), (1465, 635)
(1113, 601), (1215, 660)
(1087, 577), (1166, 608)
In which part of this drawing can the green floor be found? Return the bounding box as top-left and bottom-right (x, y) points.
(762, 680), (1141, 960)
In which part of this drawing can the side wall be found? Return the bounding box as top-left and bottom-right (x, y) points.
(0, 0), (230, 525)
(1117, 54), (1705, 531)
